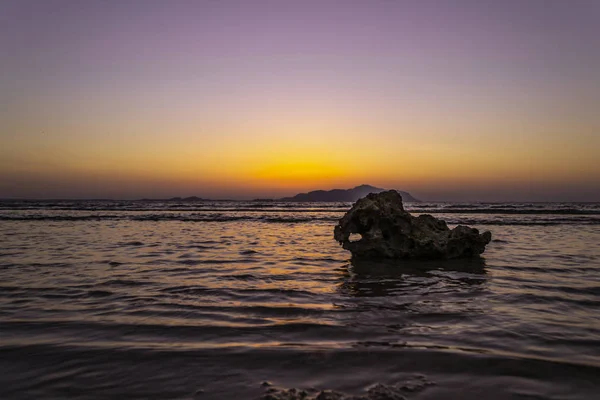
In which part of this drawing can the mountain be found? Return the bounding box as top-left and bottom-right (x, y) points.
(280, 184), (419, 202)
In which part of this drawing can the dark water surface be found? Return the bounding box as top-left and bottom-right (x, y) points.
(1, 201), (599, 399)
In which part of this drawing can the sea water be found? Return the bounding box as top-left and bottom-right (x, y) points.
(1, 201), (599, 399)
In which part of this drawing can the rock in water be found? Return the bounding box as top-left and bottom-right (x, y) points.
(334, 191), (491, 260)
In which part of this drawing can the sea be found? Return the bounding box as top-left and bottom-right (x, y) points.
(0, 200), (599, 399)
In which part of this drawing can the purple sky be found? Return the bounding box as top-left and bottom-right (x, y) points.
(1, 0), (599, 201)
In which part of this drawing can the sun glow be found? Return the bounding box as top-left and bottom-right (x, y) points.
(1, 1), (599, 201)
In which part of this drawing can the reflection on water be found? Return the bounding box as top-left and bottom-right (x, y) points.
(0, 202), (600, 399)
(338, 257), (487, 299)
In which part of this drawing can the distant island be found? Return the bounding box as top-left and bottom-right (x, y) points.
(280, 184), (420, 202)
(138, 185), (419, 202)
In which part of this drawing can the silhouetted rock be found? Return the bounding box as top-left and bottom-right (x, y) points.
(281, 185), (419, 202)
(334, 191), (491, 260)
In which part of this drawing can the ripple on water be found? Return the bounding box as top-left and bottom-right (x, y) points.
(0, 204), (599, 399)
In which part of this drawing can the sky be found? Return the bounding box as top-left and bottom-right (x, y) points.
(1, 0), (599, 201)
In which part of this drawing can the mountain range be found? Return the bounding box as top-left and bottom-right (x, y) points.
(138, 185), (419, 202)
(280, 184), (419, 202)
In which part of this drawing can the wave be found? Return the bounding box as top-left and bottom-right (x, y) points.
(2, 200), (600, 226)
(452, 218), (600, 226)
(2, 207), (600, 215)
(0, 214), (338, 223)
(412, 208), (600, 215)
(1, 214), (599, 225)
(2, 199), (599, 211)
(0, 207), (351, 213)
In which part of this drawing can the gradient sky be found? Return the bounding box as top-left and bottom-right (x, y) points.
(1, 0), (599, 201)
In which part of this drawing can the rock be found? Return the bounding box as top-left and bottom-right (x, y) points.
(261, 387), (313, 400)
(334, 191), (491, 260)
(397, 375), (436, 393)
(316, 391), (345, 400)
(258, 375), (436, 400)
(259, 382), (421, 400)
(365, 384), (406, 400)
